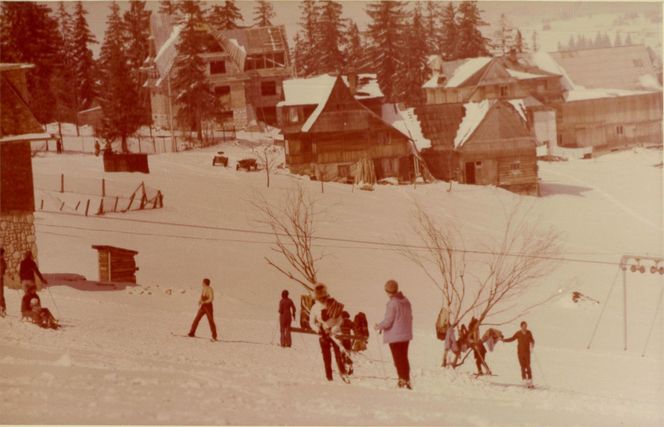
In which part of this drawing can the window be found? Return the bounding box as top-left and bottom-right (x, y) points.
(214, 86), (231, 96)
(475, 161), (482, 167)
(288, 107), (299, 123)
(510, 160), (522, 175)
(499, 85), (509, 97)
(261, 81), (277, 96)
(209, 60), (226, 75)
(616, 125), (624, 135)
(338, 164), (351, 178)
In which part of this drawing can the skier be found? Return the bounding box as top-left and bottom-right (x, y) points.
(340, 311), (354, 375)
(278, 290), (296, 347)
(468, 317), (491, 376)
(0, 248), (6, 317)
(309, 283), (348, 382)
(19, 251), (47, 294)
(187, 278), (218, 341)
(94, 140), (101, 157)
(374, 279), (413, 390)
(502, 320), (536, 388)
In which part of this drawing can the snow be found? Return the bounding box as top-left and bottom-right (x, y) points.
(422, 72), (442, 89)
(341, 74), (384, 99)
(639, 74), (662, 90)
(381, 103), (431, 150)
(454, 100), (492, 148)
(564, 87), (654, 102)
(506, 69), (549, 80)
(154, 24), (183, 80)
(1, 139), (663, 425)
(278, 74), (337, 108)
(446, 57), (493, 88)
(0, 132), (53, 143)
(530, 51), (576, 90)
(508, 99), (528, 123)
(228, 38), (246, 54)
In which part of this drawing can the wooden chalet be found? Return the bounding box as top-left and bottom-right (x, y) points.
(417, 99), (539, 195)
(146, 13), (293, 130)
(278, 75), (416, 182)
(0, 63), (52, 288)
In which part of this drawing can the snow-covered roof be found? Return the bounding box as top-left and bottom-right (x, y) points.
(0, 63), (34, 72)
(564, 87), (655, 102)
(278, 75), (337, 108)
(507, 99), (528, 122)
(639, 74), (662, 90)
(341, 74), (383, 99)
(506, 69), (549, 80)
(454, 100), (492, 148)
(381, 104), (431, 150)
(154, 24), (183, 79)
(530, 51), (576, 90)
(446, 57), (492, 88)
(0, 132), (53, 143)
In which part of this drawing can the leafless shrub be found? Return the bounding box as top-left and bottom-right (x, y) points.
(254, 143), (281, 188)
(251, 183), (322, 291)
(400, 201), (561, 328)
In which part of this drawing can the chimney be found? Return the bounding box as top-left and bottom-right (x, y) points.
(348, 72), (358, 96)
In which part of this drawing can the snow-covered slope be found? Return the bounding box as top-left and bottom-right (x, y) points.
(1, 143), (662, 425)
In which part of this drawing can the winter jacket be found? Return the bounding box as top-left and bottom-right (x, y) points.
(503, 330), (535, 355)
(19, 258), (45, 282)
(377, 292), (413, 344)
(309, 300), (341, 334)
(21, 292), (40, 315)
(278, 297), (296, 322)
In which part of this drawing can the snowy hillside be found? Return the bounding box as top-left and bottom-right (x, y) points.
(1, 142), (662, 425)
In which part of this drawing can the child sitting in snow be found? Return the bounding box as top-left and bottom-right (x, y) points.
(30, 298), (59, 329)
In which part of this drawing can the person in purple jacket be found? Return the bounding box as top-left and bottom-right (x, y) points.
(374, 279), (413, 390)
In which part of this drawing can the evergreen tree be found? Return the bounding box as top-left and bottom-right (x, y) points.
(625, 33), (633, 45)
(123, 0), (152, 126)
(316, 0), (345, 74)
(52, 2), (77, 131)
(614, 32), (623, 46)
(593, 32), (602, 48)
(344, 21), (364, 73)
(172, 0), (214, 141)
(71, 1), (98, 111)
(514, 29), (524, 53)
(208, 0), (243, 30)
(567, 34), (576, 50)
(495, 13), (514, 55)
(455, 1), (490, 59)
(294, 0), (320, 76)
(99, 1), (141, 152)
(601, 33), (611, 48)
(159, 0), (178, 15)
(366, 0), (407, 102)
(531, 30), (539, 51)
(0, 2), (63, 123)
(425, 1), (442, 54)
(440, 2), (458, 60)
(253, 0), (275, 27)
(557, 40), (563, 51)
(401, 3), (428, 106)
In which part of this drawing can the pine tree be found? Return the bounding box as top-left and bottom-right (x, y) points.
(401, 3), (428, 106)
(99, 1), (141, 152)
(514, 29), (524, 53)
(567, 34), (576, 50)
(440, 2), (458, 60)
(455, 1), (490, 59)
(71, 1), (98, 112)
(253, 0), (275, 27)
(208, 0), (243, 30)
(294, 0), (319, 76)
(495, 13), (514, 55)
(366, 0), (407, 102)
(0, 2), (63, 123)
(172, 0), (214, 141)
(316, 0), (345, 74)
(344, 21), (364, 73)
(159, 0), (178, 15)
(52, 2), (77, 133)
(614, 32), (623, 47)
(425, 1), (442, 54)
(123, 0), (152, 126)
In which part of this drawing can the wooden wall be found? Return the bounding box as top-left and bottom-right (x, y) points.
(0, 141), (35, 214)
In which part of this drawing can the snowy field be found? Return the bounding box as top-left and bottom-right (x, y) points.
(1, 142), (662, 426)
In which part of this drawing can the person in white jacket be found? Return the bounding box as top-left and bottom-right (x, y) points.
(309, 283), (348, 382)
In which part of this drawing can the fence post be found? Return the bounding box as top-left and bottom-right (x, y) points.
(102, 178), (106, 197)
(126, 193), (135, 212)
(60, 173), (64, 193)
(59, 201), (65, 211)
(75, 201), (80, 211)
(113, 196), (119, 212)
(97, 198), (104, 215)
(40, 200), (44, 210)
(85, 199), (90, 216)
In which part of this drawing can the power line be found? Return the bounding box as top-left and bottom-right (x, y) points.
(37, 210), (629, 267)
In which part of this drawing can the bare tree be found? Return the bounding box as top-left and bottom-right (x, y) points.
(400, 201), (561, 330)
(252, 184), (322, 291)
(254, 142), (281, 188)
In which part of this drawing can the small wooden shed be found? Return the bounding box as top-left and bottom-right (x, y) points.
(92, 245), (139, 283)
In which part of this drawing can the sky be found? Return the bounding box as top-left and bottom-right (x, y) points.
(56, 0), (662, 57)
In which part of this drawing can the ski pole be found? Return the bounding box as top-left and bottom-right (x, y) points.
(44, 284), (61, 320)
(375, 333), (387, 379)
(532, 349), (547, 385)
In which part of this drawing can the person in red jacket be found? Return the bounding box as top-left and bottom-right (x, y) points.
(19, 251), (47, 293)
(278, 290), (296, 347)
(502, 321), (535, 388)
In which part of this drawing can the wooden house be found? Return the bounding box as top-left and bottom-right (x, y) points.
(146, 13), (293, 131)
(278, 75), (415, 182)
(91, 245), (139, 284)
(417, 99), (539, 195)
(0, 63), (52, 288)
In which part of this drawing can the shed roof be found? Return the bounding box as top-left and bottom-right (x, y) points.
(550, 45), (661, 91)
(91, 245), (139, 255)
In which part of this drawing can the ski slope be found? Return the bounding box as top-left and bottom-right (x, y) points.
(1, 142), (662, 426)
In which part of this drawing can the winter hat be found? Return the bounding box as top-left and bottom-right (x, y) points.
(314, 283), (329, 301)
(384, 279), (399, 294)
